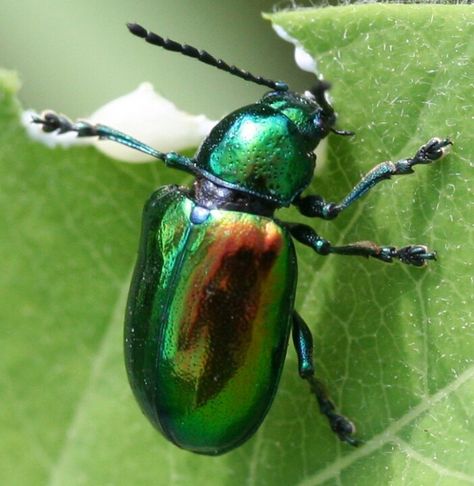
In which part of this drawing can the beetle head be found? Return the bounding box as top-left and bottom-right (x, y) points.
(262, 81), (351, 150)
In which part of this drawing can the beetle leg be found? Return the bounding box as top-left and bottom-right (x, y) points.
(293, 137), (452, 220)
(286, 222), (436, 267)
(292, 311), (360, 446)
(32, 111), (195, 173)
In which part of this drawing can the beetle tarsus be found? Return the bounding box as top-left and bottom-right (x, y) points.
(329, 413), (361, 447)
(376, 244), (436, 266)
(307, 375), (360, 447)
(334, 242), (437, 267)
(413, 137), (452, 164)
(33, 111), (97, 137)
(397, 245), (436, 267)
(32, 111), (73, 134)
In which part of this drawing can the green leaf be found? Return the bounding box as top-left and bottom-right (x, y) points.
(1, 4), (472, 485)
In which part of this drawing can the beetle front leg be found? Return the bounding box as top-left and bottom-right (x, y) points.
(32, 111), (194, 173)
(294, 137), (452, 219)
(292, 311), (360, 446)
(286, 223), (436, 267)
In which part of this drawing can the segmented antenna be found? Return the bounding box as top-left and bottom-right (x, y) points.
(127, 23), (288, 92)
(310, 81), (354, 137)
(309, 81), (334, 115)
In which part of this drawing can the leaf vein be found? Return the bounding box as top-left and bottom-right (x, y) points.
(393, 437), (474, 484)
(296, 365), (474, 486)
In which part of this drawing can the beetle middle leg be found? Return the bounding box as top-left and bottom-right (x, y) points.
(293, 137), (452, 220)
(286, 222), (436, 267)
(292, 311), (360, 446)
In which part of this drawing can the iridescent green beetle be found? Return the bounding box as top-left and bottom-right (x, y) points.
(34, 23), (451, 455)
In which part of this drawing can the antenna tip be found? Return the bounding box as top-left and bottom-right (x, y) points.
(331, 128), (355, 137)
(127, 23), (147, 38)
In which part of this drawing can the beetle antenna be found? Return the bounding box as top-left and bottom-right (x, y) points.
(310, 81), (354, 136)
(309, 81), (334, 115)
(127, 23), (288, 92)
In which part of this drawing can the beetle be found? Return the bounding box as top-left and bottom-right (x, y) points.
(34, 23), (451, 456)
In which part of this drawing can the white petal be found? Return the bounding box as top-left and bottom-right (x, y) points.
(294, 46), (317, 73)
(272, 25), (318, 74)
(89, 82), (217, 162)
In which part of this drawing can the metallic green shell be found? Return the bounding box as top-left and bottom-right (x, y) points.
(195, 103), (315, 205)
(125, 186), (297, 455)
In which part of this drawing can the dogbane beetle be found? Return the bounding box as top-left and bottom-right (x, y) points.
(34, 22), (451, 455)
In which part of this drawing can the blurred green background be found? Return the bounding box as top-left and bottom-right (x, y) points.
(0, 0), (310, 119)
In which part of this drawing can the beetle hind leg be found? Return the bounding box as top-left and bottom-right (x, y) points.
(292, 311), (361, 446)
